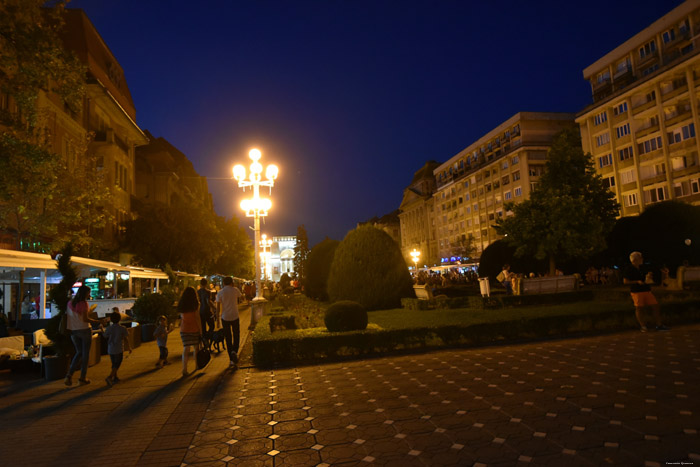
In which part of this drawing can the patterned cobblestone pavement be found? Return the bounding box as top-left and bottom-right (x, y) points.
(188, 324), (700, 466)
(1, 315), (699, 466)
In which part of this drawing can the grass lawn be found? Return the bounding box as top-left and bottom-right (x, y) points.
(368, 300), (631, 329)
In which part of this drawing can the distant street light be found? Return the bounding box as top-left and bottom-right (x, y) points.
(410, 249), (421, 271)
(259, 234), (273, 281)
(233, 148), (278, 328)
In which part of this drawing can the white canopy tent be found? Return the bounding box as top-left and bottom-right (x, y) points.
(0, 249), (170, 319)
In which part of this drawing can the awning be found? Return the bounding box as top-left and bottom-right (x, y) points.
(126, 266), (169, 280)
(0, 249), (56, 270)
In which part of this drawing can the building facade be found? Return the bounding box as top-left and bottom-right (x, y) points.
(433, 112), (575, 264)
(135, 130), (213, 210)
(268, 236), (296, 282)
(63, 10), (149, 247)
(398, 161), (440, 267)
(577, 0), (700, 216)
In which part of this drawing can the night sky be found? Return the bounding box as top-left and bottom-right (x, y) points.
(68, 0), (680, 246)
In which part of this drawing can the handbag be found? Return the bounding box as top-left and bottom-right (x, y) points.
(196, 341), (211, 369)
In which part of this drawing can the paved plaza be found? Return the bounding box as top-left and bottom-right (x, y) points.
(0, 309), (699, 466)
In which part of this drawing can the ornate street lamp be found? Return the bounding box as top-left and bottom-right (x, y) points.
(410, 249), (421, 271)
(233, 149), (278, 328)
(259, 234), (273, 281)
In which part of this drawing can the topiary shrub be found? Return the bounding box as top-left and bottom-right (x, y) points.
(327, 225), (414, 310)
(132, 293), (177, 324)
(305, 237), (340, 301)
(324, 300), (368, 332)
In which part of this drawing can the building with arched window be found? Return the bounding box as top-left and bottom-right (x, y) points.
(269, 236), (296, 282)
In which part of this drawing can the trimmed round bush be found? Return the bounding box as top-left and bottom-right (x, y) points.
(305, 237), (340, 301)
(132, 293), (176, 324)
(324, 300), (368, 332)
(327, 225), (414, 310)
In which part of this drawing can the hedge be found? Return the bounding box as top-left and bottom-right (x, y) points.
(252, 299), (700, 368)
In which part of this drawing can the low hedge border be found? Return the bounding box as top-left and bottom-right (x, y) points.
(252, 300), (700, 368)
(400, 290), (593, 311)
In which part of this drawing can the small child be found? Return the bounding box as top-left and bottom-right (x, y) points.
(104, 311), (131, 386)
(153, 315), (169, 368)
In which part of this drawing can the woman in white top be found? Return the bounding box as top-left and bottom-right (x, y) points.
(65, 286), (102, 386)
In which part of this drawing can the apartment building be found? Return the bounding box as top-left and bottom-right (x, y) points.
(62, 9), (149, 246)
(577, 0), (700, 216)
(398, 161), (439, 267)
(433, 112), (575, 264)
(135, 131), (213, 210)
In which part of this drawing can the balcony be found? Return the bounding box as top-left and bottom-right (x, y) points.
(621, 181), (638, 192)
(618, 158), (635, 170)
(639, 148), (664, 163)
(632, 99), (657, 115)
(612, 69), (636, 93)
(641, 174), (668, 186)
(592, 80), (612, 103)
(662, 82), (688, 102)
(635, 123), (660, 138)
(664, 110), (692, 127)
(668, 137), (697, 154)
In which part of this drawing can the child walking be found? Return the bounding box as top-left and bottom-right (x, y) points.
(154, 315), (170, 368)
(104, 311), (131, 387)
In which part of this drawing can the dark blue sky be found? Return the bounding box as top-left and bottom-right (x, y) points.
(69, 0), (680, 246)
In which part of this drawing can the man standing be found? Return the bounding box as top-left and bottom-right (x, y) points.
(216, 276), (243, 368)
(197, 279), (215, 336)
(623, 251), (669, 332)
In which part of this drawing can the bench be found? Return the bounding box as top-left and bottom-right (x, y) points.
(679, 266), (700, 289)
(413, 285), (434, 300)
(518, 275), (577, 295)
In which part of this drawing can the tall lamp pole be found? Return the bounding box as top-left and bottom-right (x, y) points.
(233, 149), (278, 328)
(260, 234), (273, 281)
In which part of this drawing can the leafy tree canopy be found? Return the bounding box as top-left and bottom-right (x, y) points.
(0, 0), (85, 129)
(495, 126), (619, 274)
(123, 198), (254, 276)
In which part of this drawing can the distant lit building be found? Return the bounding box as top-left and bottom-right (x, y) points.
(269, 236), (296, 282)
(358, 210), (401, 246)
(433, 112), (575, 263)
(398, 161), (440, 267)
(577, 0), (700, 215)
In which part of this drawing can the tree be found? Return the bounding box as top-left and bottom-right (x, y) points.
(305, 237), (340, 301)
(0, 0), (85, 129)
(450, 234), (477, 262)
(210, 215), (254, 278)
(123, 198), (221, 272)
(495, 127), (619, 275)
(603, 201), (700, 271)
(0, 1), (110, 254)
(327, 225), (414, 310)
(294, 224), (310, 283)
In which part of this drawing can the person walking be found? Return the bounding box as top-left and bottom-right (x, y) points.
(197, 279), (215, 335)
(65, 285), (103, 386)
(178, 287), (202, 377)
(623, 251), (669, 332)
(104, 311), (131, 386)
(216, 276), (243, 369)
(153, 315), (170, 368)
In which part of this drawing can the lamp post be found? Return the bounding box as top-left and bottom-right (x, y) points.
(410, 249), (421, 271)
(259, 234), (273, 281)
(233, 149), (278, 329)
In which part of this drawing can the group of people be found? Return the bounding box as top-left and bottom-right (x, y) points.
(62, 276), (245, 386)
(584, 266), (617, 285)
